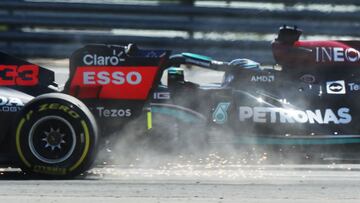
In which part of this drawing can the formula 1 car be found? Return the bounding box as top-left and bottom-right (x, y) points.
(1, 25), (360, 178)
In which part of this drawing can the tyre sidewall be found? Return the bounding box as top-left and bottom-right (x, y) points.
(14, 93), (98, 178)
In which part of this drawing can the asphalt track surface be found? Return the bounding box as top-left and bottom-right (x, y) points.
(1, 60), (359, 203)
(2, 159), (360, 203)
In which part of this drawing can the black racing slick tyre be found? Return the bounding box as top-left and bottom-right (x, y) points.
(14, 93), (98, 178)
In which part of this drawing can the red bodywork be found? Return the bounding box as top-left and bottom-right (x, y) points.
(272, 40), (360, 66)
(69, 66), (159, 100)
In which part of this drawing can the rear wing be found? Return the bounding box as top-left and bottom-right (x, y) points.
(66, 44), (170, 100)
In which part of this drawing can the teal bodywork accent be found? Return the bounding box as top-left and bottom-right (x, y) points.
(213, 102), (231, 124)
(168, 67), (184, 75)
(151, 106), (203, 123)
(234, 137), (360, 145)
(182, 52), (212, 61)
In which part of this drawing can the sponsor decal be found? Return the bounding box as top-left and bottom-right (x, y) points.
(33, 165), (67, 175)
(239, 106), (351, 124)
(0, 65), (39, 86)
(0, 96), (24, 112)
(326, 80), (346, 94)
(300, 74), (316, 83)
(348, 83), (360, 91)
(213, 102), (231, 124)
(83, 71), (142, 85)
(316, 47), (360, 63)
(251, 75), (275, 82)
(153, 92), (170, 100)
(70, 66), (159, 99)
(96, 107), (131, 118)
(82, 50), (125, 66)
(38, 103), (80, 119)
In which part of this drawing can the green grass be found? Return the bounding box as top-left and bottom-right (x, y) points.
(0, 25), (8, 31)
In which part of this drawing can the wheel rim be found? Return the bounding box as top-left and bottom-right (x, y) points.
(28, 116), (77, 164)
